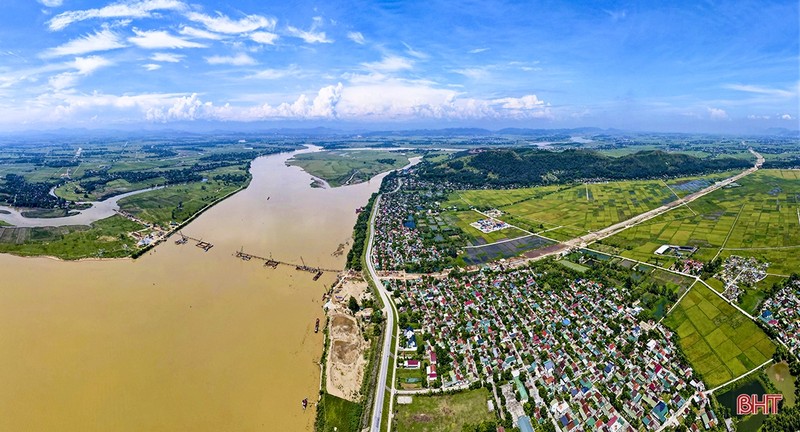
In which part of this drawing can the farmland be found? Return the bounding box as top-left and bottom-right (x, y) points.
(600, 169), (800, 275)
(663, 284), (776, 388)
(286, 149), (415, 187)
(443, 176), (719, 242)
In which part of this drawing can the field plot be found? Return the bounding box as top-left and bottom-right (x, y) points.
(663, 284), (776, 388)
(286, 150), (412, 187)
(445, 179), (681, 243)
(602, 170), (800, 275)
(393, 388), (494, 432)
(463, 235), (554, 265)
(118, 170), (243, 227)
(442, 210), (528, 245)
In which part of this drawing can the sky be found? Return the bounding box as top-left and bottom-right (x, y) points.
(0, 0), (797, 132)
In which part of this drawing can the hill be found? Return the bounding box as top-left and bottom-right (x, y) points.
(418, 148), (752, 186)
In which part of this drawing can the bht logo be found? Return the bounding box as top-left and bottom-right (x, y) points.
(736, 394), (783, 415)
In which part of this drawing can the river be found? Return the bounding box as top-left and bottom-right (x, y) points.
(0, 146), (391, 431)
(0, 186), (163, 228)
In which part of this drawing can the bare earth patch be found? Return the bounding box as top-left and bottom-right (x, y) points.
(324, 272), (370, 402)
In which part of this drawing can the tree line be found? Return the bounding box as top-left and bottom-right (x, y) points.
(419, 149), (752, 187)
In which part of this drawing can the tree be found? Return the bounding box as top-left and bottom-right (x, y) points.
(348, 296), (360, 313)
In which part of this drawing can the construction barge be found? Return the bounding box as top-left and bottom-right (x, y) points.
(234, 249), (341, 278)
(174, 233), (213, 251)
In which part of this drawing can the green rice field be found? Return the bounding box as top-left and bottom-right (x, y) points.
(663, 284), (776, 388)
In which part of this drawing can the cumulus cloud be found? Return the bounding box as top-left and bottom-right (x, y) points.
(151, 52), (184, 62)
(362, 55), (413, 72)
(493, 95), (544, 110)
(48, 0), (186, 31)
(186, 11), (276, 34)
(128, 29), (206, 49)
(708, 107), (729, 120)
(20, 77), (553, 125)
(143, 63), (161, 71)
(42, 29), (127, 57)
(72, 55), (113, 74)
(205, 53), (257, 66)
(250, 32), (279, 45)
(347, 32), (365, 44)
(781, 114), (794, 120)
(286, 17), (332, 43)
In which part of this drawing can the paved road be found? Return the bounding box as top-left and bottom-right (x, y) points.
(528, 149), (765, 261)
(368, 179), (404, 432)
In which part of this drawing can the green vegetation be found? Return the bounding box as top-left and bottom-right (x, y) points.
(443, 176), (707, 242)
(346, 193), (377, 271)
(287, 149), (413, 187)
(419, 148), (752, 187)
(0, 215), (143, 259)
(663, 284), (776, 387)
(316, 393), (362, 432)
(393, 388), (495, 432)
(118, 176), (242, 227)
(600, 169), (800, 280)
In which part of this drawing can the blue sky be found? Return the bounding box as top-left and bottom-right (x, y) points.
(0, 0), (797, 132)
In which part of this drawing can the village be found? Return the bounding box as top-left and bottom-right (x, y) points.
(759, 278), (800, 356)
(384, 258), (729, 431)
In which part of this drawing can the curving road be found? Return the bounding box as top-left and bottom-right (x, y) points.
(367, 177), (408, 432)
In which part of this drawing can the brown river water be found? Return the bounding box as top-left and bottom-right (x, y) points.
(0, 146), (386, 431)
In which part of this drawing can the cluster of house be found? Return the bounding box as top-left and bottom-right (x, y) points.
(720, 255), (768, 302)
(389, 267), (719, 431)
(371, 188), (444, 271)
(470, 218), (511, 234)
(678, 259), (704, 275)
(759, 279), (800, 355)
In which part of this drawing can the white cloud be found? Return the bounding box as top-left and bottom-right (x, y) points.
(48, 56), (113, 90)
(468, 48), (489, 54)
(128, 29), (206, 49)
(708, 107), (729, 120)
(72, 56), (113, 74)
(179, 26), (224, 40)
(781, 114), (794, 120)
(43, 29), (127, 57)
(362, 55), (413, 72)
(747, 114), (771, 120)
(186, 11), (276, 34)
(205, 53), (257, 66)
(151, 52), (184, 62)
(286, 17), (332, 43)
(454, 68), (489, 80)
(493, 95), (544, 110)
(250, 32), (279, 45)
(724, 84), (796, 98)
(143, 63), (161, 71)
(347, 32), (365, 44)
(402, 42), (427, 59)
(38, 0), (63, 7)
(249, 65), (298, 80)
(48, 0), (186, 31)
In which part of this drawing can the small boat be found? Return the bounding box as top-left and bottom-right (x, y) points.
(302, 398), (308, 410)
(315, 318), (320, 333)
